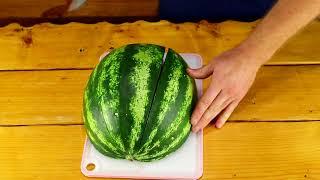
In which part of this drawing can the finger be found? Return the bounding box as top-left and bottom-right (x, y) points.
(192, 91), (232, 132)
(190, 82), (220, 125)
(187, 64), (213, 79)
(215, 100), (240, 129)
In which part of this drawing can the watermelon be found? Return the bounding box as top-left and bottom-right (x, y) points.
(83, 44), (197, 162)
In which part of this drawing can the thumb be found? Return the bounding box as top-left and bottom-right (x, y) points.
(187, 64), (213, 79)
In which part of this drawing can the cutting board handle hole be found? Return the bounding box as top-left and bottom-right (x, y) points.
(86, 163), (96, 171)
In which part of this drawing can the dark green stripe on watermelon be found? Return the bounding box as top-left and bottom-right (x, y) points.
(83, 44), (197, 162)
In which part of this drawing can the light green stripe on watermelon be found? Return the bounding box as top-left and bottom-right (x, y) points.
(137, 122), (191, 161)
(86, 127), (120, 158)
(96, 47), (125, 97)
(94, 47), (126, 152)
(83, 91), (122, 156)
(100, 99), (125, 151)
(98, 60), (125, 151)
(89, 48), (124, 94)
(99, 60), (120, 132)
(160, 77), (194, 139)
(84, 47), (129, 156)
(128, 47), (161, 154)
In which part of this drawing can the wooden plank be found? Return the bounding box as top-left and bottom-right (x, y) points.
(232, 65), (320, 121)
(68, 0), (158, 17)
(0, 122), (319, 179)
(0, 0), (65, 18)
(271, 20), (320, 65)
(1, 65), (320, 125)
(0, 20), (319, 70)
(0, 70), (87, 125)
(0, 0), (158, 18)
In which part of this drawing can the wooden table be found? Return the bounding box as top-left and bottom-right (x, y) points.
(0, 20), (319, 179)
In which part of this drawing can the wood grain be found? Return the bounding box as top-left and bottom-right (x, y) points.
(1, 65), (320, 125)
(0, 70), (88, 125)
(68, 0), (158, 17)
(0, 20), (319, 70)
(0, 0), (158, 18)
(0, 122), (319, 179)
(0, 0), (65, 18)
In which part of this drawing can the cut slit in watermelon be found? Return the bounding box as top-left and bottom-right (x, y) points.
(135, 48), (167, 156)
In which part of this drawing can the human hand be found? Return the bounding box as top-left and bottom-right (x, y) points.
(188, 45), (264, 132)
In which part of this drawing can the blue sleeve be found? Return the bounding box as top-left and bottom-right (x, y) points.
(159, 0), (276, 22)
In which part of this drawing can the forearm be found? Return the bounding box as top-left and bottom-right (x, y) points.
(240, 0), (320, 66)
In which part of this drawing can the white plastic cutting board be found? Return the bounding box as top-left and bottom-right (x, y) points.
(81, 52), (203, 179)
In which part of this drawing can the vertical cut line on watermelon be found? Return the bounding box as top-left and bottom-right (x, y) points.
(133, 47), (168, 159)
(135, 59), (184, 155)
(136, 76), (193, 159)
(123, 44), (165, 159)
(162, 47), (168, 63)
(134, 49), (195, 161)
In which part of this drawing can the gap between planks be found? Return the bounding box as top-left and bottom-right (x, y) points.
(1, 120), (319, 128)
(1, 63), (320, 72)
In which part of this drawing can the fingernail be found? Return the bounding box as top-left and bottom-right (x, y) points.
(187, 68), (194, 73)
(190, 116), (196, 125)
(192, 126), (199, 133)
(215, 123), (222, 129)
